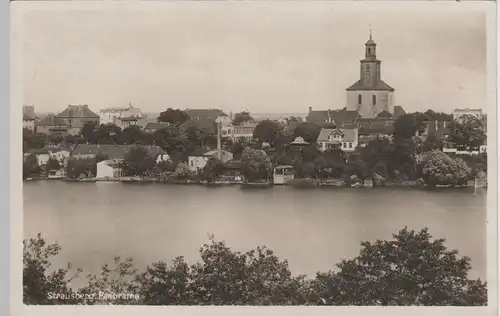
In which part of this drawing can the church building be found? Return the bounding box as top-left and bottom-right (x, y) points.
(346, 32), (395, 119)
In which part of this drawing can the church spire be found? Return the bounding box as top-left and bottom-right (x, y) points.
(365, 27), (376, 58)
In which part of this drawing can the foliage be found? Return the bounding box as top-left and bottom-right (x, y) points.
(232, 111), (253, 126)
(200, 157), (225, 183)
(240, 147), (270, 182)
(80, 122), (97, 142)
(89, 124), (123, 145)
(421, 150), (471, 186)
(44, 157), (61, 173)
(65, 158), (96, 179)
(171, 162), (191, 180)
(95, 152), (109, 163)
(253, 120), (283, 146)
(122, 146), (156, 177)
(291, 123), (321, 143)
(23, 234), (80, 304)
(311, 227), (487, 306)
(448, 115), (486, 151)
(121, 126), (146, 145)
(158, 108), (190, 125)
(23, 154), (41, 179)
(394, 114), (419, 139)
(24, 229), (487, 306)
(23, 129), (47, 151)
(154, 160), (175, 177)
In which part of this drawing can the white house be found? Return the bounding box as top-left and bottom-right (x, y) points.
(99, 104), (145, 128)
(96, 159), (124, 179)
(188, 149), (233, 173)
(452, 108), (483, 121)
(23, 114), (35, 132)
(51, 150), (71, 164)
(317, 128), (359, 152)
(24, 148), (70, 167)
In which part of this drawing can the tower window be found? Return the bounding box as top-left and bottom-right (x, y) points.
(358, 94), (362, 105)
(372, 95), (376, 105)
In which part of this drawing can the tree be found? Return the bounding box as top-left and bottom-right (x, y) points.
(90, 124), (123, 145)
(171, 162), (191, 180)
(122, 146), (156, 177)
(394, 114), (419, 139)
(311, 227), (487, 306)
(44, 157), (61, 173)
(80, 122), (97, 142)
(253, 120), (283, 146)
(66, 158), (96, 179)
(240, 147), (270, 182)
(23, 234), (80, 304)
(23, 154), (41, 179)
(448, 115), (486, 151)
(95, 152), (109, 163)
(154, 160), (175, 178)
(157, 108), (189, 125)
(232, 111), (253, 126)
(23, 129), (47, 151)
(200, 157), (224, 183)
(291, 123), (321, 143)
(421, 150), (470, 187)
(120, 125), (145, 145)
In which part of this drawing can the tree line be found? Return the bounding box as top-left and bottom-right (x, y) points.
(23, 227), (487, 306)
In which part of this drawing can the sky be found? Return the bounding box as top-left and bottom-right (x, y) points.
(18, 2), (489, 115)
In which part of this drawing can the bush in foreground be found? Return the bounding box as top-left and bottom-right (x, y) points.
(23, 228), (487, 306)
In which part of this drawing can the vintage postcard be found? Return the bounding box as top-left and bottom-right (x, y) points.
(10, 0), (497, 315)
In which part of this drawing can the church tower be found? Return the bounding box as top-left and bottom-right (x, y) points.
(346, 31), (395, 118)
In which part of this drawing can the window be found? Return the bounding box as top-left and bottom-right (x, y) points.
(372, 95), (376, 105)
(190, 161), (194, 167)
(358, 94), (362, 105)
(349, 142), (353, 148)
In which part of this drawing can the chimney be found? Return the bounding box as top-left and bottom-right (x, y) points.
(309, 106), (312, 113)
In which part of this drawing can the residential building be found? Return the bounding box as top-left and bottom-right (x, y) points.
(180, 118), (217, 134)
(143, 122), (172, 133)
(317, 128), (359, 152)
(188, 148), (233, 173)
(96, 159), (124, 179)
(452, 108), (483, 121)
(23, 148), (70, 167)
(100, 105), (146, 129)
(185, 109), (226, 120)
(231, 122), (258, 142)
(307, 107), (359, 127)
(56, 105), (100, 131)
(346, 32), (395, 118)
(23, 105), (36, 118)
(35, 114), (69, 135)
(289, 136), (310, 151)
(23, 114), (36, 132)
(71, 144), (170, 163)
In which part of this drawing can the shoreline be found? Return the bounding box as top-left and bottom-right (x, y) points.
(22, 177), (487, 190)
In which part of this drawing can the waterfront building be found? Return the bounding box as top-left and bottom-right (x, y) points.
(71, 144), (170, 163)
(273, 165), (295, 185)
(188, 148), (233, 173)
(96, 159), (124, 179)
(56, 105), (100, 131)
(316, 128), (359, 152)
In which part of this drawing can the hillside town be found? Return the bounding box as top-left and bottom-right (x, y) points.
(22, 34), (487, 188)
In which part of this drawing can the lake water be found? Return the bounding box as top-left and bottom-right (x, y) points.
(23, 181), (487, 284)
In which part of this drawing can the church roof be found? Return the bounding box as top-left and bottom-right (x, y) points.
(376, 110), (393, 118)
(365, 38), (376, 45)
(346, 80), (395, 92)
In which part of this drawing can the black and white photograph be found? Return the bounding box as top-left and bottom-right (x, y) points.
(14, 0), (495, 309)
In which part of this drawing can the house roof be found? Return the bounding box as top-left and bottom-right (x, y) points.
(99, 159), (124, 168)
(339, 128), (358, 142)
(359, 126), (394, 135)
(307, 109), (359, 125)
(204, 150), (232, 157)
(185, 109), (226, 120)
(71, 144), (166, 160)
(57, 105), (99, 119)
(377, 111), (393, 118)
(307, 110), (329, 124)
(394, 106), (406, 118)
(25, 148), (51, 155)
(180, 118), (217, 133)
(143, 122), (171, 131)
(189, 147), (209, 157)
(36, 114), (68, 127)
(23, 114), (35, 121)
(317, 128), (344, 142)
(290, 136), (309, 145)
(346, 80), (395, 92)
